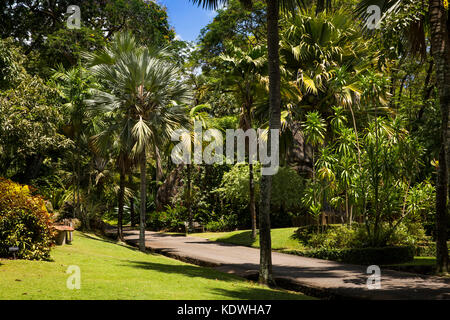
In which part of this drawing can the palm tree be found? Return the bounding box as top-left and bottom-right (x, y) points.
(88, 36), (191, 252)
(52, 64), (96, 225)
(84, 33), (139, 241)
(219, 45), (267, 239)
(429, 0), (450, 274)
(89, 115), (134, 241)
(190, 0), (302, 286)
(357, 0), (449, 273)
(185, 104), (212, 231)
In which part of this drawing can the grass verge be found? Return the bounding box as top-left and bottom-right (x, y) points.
(190, 228), (304, 251)
(0, 231), (312, 300)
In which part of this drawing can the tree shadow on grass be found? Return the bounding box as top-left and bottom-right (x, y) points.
(77, 232), (146, 254)
(124, 260), (243, 283)
(124, 260), (310, 300)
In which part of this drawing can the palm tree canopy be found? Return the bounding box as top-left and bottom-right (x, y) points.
(86, 34), (192, 159)
(190, 0), (304, 13)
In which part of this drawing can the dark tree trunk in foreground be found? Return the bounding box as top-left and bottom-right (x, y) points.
(430, 0), (449, 274)
(258, 0), (281, 286)
(139, 151), (147, 252)
(117, 169), (125, 241)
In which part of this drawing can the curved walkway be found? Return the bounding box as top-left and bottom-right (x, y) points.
(122, 229), (450, 300)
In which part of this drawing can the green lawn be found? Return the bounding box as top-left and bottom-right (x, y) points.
(386, 256), (436, 267)
(190, 228), (304, 251)
(0, 232), (311, 300)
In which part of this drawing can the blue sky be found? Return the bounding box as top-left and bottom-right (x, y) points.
(157, 1), (219, 42)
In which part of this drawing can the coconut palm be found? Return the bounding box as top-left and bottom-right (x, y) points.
(88, 39), (191, 252)
(190, 0), (303, 285)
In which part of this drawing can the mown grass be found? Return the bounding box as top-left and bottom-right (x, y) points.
(0, 231), (312, 300)
(190, 228), (305, 251)
(386, 256), (436, 267)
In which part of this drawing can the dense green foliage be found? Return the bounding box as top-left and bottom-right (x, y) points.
(0, 179), (54, 260)
(0, 0), (448, 271)
(293, 246), (415, 265)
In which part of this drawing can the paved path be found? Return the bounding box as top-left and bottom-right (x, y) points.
(122, 229), (450, 300)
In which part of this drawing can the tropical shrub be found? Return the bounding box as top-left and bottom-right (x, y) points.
(147, 205), (187, 232)
(296, 222), (427, 250)
(0, 178), (54, 260)
(215, 164), (305, 212)
(205, 213), (239, 232)
(307, 224), (358, 249)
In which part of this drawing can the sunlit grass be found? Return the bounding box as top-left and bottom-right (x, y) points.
(191, 228), (305, 251)
(0, 231), (312, 300)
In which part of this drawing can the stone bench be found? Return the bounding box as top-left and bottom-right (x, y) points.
(53, 225), (75, 245)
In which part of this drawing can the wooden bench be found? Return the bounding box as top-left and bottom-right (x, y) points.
(53, 225), (75, 245)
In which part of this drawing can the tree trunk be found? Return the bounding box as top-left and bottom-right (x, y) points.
(129, 174), (136, 228)
(155, 145), (164, 212)
(187, 163), (193, 232)
(429, 0), (449, 274)
(76, 150), (81, 220)
(242, 100), (256, 240)
(349, 205), (353, 226)
(250, 163), (257, 240)
(139, 151), (147, 252)
(345, 187), (349, 224)
(117, 169), (125, 241)
(258, 0), (280, 286)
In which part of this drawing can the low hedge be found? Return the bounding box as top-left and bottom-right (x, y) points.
(284, 246), (415, 265)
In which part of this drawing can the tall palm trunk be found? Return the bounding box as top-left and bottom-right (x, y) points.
(117, 168), (125, 241)
(155, 145), (164, 212)
(249, 163), (257, 239)
(139, 151), (147, 252)
(430, 0), (449, 273)
(76, 143), (81, 221)
(129, 174), (136, 228)
(258, 0), (280, 286)
(187, 163), (193, 231)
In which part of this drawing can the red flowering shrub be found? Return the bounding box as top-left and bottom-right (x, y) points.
(0, 178), (54, 260)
